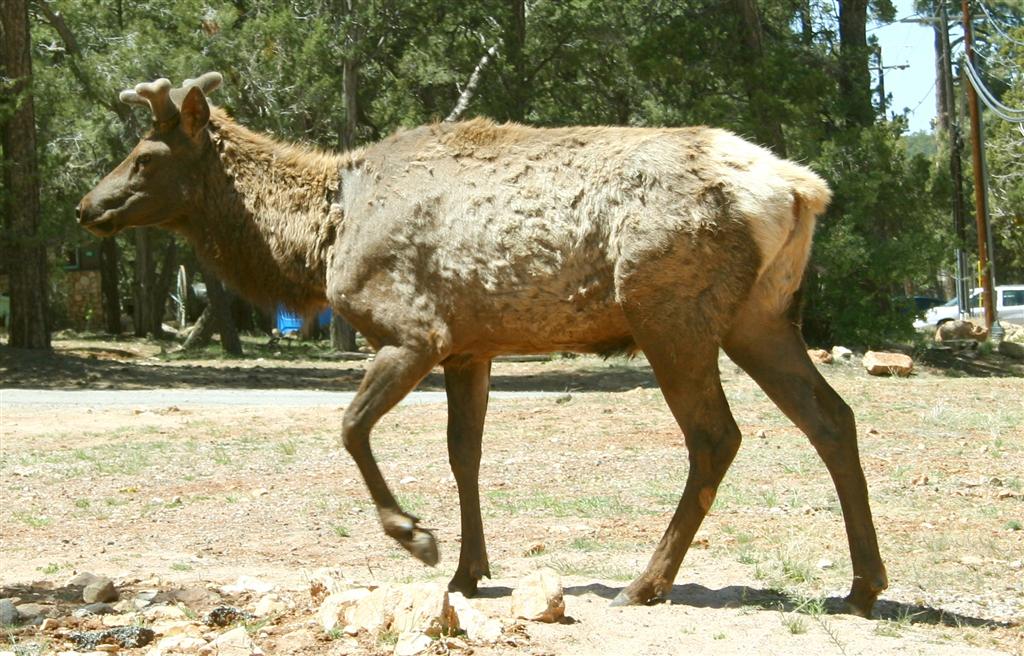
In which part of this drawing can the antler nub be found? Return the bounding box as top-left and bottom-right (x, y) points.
(171, 72), (223, 106)
(119, 72), (223, 126)
(133, 78), (177, 123)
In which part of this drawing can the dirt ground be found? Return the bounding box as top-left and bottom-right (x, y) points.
(1, 336), (1022, 655)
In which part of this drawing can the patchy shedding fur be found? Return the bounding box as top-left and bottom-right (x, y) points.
(80, 87), (888, 619)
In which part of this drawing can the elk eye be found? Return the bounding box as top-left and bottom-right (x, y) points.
(137, 154), (152, 167)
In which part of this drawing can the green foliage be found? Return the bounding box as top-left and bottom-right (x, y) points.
(15, 0), (1002, 346)
(805, 124), (948, 346)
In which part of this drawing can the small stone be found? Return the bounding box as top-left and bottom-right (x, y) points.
(15, 602), (54, 622)
(69, 572), (101, 587)
(144, 605), (186, 621)
(393, 631), (432, 656)
(204, 605), (254, 627)
(150, 619), (202, 637)
(1008, 560), (1022, 570)
(154, 634), (208, 653)
(307, 568), (349, 603)
(960, 555), (984, 567)
(252, 594), (287, 617)
(205, 626), (259, 656)
(101, 613), (136, 627)
(510, 568), (564, 623)
(317, 589), (371, 633)
(807, 348), (833, 365)
(93, 646), (118, 653)
(77, 603), (116, 617)
(0, 599), (17, 626)
(862, 351), (913, 377)
(69, 626), (155, 649)
(391, 583), (458, 637)
(41, 617), (60, 631)
(831, 346), (853, 360)
(816, 558), (833, 570)
(449, 593), (502, 643)
(399, 476), (418, 485)
(84, 578), (118, 604)
(220, 576), (274, 596)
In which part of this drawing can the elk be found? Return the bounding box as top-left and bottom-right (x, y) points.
(78, 73), (888, 616)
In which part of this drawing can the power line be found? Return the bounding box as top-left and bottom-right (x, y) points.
(977, 1), (1024, 47)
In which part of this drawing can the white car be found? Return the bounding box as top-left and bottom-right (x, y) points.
(913, 285), (1024, 330)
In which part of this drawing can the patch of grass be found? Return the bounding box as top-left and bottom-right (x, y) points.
(170, 562), (193, 571)
(36, 562), (63, 575)
(278, 440), (298, 456)
(486, 490), (639, 518)
(331, 524), (350, 538)
(1004, 519), (1022, 531)
(378, 628), (399, 647)
(74, 498), (91, 509)
(13, 512), (51, 528)
(781, 613), (808, 635)
(546, 557), (636, 581)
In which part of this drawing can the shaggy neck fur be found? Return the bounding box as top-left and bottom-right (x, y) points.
(183, 107), (357, 314)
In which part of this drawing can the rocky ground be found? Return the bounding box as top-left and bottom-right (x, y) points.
(1, 336), (1022, 655)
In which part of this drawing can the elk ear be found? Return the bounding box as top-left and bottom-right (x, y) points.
(179, 86), (210, 139)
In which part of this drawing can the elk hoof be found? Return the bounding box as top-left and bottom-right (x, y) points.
(447, 573), (479, 597)
(609, 590), (639, 607)
(400, 526), (440, 567)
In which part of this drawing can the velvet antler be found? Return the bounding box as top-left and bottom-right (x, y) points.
(119, 72), (222, 127)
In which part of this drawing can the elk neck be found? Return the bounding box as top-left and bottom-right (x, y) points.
(183, 107), (360, 315)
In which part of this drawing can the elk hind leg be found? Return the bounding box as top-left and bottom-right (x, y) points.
(724, 318), (888, 616)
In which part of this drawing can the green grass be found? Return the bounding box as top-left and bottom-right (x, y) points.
(485, 490), (640, 518)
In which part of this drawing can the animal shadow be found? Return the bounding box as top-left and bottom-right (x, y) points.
(563, 582), (1015, 630)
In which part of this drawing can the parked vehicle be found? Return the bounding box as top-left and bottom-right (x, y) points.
(913, 285), (1024, 330)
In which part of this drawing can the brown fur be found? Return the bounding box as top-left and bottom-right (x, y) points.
(78, 84), (887, 617)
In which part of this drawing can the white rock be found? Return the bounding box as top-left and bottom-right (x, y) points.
(307, 568), (349, 603)
(862, 351), (913, 377)
(253, 594), (288, 617)
(816, 558), (834, 570)
(511, 568), (564, 622)
(393, 631), (432, 656)
(391, 583), (457, 638)
(831, 346), (853, 360)
(220, 576), (274, 596)
(101, 612), (136, 626)
(342, 586), (395, 634)
(203, 626), (260, 656)
(317, 588), (371, 633)
(448, 593), (502, 643)
(150, 620), (203, 637)
(145, 605), (187, 621)
(153, 634), (207, 653)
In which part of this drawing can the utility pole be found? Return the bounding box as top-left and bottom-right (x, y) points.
(938, 4), (972, 318)
(871, 44), (909, 120)
(961, 0), (997, 329)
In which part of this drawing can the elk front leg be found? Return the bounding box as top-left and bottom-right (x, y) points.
(443, 357), (492, 596)
(342, 344), (443, 566)
(611, 344), (742, 607)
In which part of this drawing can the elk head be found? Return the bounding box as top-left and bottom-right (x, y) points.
(77, 72), (222, 237)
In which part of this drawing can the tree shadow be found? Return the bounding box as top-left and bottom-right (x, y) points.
(562, 582), (1017, 629)
(0, 345), (660, 393)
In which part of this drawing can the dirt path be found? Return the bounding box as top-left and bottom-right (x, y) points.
(1, 339), (1021, 655)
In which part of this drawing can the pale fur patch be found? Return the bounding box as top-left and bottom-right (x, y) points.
(709, 132), (831, 315)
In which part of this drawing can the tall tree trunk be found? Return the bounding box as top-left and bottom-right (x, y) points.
(733, 0), (787, 156)
(506, 0), (528, 122)
(331, 0), (360, 351)
(132, 228), (154, 336)
(1, 0), (50, 349)
(99, 237), (122, 334)
(150, 238), (178, 338)
(838, 0), (874, 126)
(199, 263), (242, 356)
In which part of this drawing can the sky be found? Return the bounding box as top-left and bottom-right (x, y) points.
(872, 0), (941, 133)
